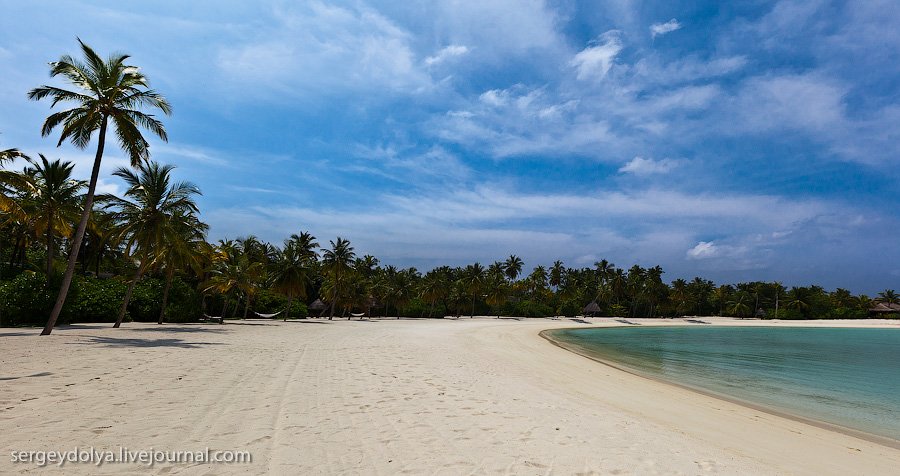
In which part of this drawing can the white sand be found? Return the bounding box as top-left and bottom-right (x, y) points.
(1, 317), (899, 474)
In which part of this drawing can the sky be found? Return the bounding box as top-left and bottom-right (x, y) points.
(0, 0), (898, 293)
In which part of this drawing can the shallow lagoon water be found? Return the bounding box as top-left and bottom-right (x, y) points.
(550, 326), (900, 441)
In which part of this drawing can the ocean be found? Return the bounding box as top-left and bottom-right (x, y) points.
(549, 326), (900, 442)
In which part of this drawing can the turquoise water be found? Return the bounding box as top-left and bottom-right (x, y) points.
(550, 326), (900, 441)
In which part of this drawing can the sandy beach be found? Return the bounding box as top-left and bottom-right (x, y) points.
(2, 317), (900, 475)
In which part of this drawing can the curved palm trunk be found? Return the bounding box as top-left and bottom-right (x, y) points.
(46, 226), (54, 278)
(243, 298), (249, 319)
(114, 260), (146, 328)
(470, 292), (476, 318)
(42, 117), (107, 335)
(157, 267), (175, 324)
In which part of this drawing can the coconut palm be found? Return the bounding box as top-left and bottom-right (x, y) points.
(503, 255), (523, 282)
(727, 291), (752, 317)
(322, 237), (356, 319)
(104, 161), (200, 327)
(0, 144), (30, 220)
(21, 155), (85, 276)
(29, 40), (171, 335)
(484, 269), (508, 318)
(878, 289), (899, 305)
(463, 262), (485, 317)
(785, 287), (812, 317)
(156, 211), (208, 324)
(206, 254), (265, 319)
(549, 260), (564, 291)
(272, 239), (316, 321)
(420, 268), (450, 318)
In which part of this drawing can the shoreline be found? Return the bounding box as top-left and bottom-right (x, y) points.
(539, 325), (900, 450)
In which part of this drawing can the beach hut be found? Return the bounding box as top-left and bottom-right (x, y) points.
(582, 301), (601, 317)
(868, 302), (900, 317)
(309, 299), (327, 318)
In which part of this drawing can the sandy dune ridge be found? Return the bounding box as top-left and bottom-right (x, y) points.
(1, 317), (899, 475)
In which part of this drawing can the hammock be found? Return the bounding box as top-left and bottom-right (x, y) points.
(350, 313), (366, 318)
(254, 310), (284, 319)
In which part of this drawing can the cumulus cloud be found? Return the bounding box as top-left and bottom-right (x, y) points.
(650, 19), (682, 38)
(570, 31), (623, 80)
(618, 157), (680, 175)
(686, 241), (719, 259)
(424, 44), (469, 66)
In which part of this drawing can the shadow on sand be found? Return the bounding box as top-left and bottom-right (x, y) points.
(0, 371), (53, 381)
(68, 336), (226, 349)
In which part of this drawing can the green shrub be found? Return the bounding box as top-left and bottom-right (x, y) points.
(0, 272), (54, 327)
(513, 300), (554, 318)
(400, 297), (430, 317)
(556, 300), (581, 317)
(63, 275), (126, 323)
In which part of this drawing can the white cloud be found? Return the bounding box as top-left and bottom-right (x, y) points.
(650, 19), (682, 38)
(479, 89), (510, 107)
(570, 31), (623, 80)
(732, 74), (846, 133)
(618, 156), (680, 175)
(424, 44), (469, 66)
(430, 0), (564, 59)
(217, 2), (430, 97)
(686, 241), (719, 259)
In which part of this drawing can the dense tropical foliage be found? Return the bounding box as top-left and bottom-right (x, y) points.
(1, 41), (898, 330)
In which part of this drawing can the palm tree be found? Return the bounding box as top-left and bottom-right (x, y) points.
(156, 212), (207, 324)
(22, 155), (85, 276)
(549, 260), (564, 291)
(420, 269), (449, 318)
(463, 263), (485, 317)
(878, 289), (899, 305)
(104, 162), (200, 327)
(322, 237), (356, 319)
(484, 269), (508, 318)
(503, 255), (523, 282)
(272, 239), (315, 321)
(29, 39), (171, 335)
(0, 143), (30, 220)
(772, 281), (785, 318)
(785, 287), (812, 317)
(727, 291), (752, 317)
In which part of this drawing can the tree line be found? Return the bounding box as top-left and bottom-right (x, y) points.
(1, 41), (898, 333)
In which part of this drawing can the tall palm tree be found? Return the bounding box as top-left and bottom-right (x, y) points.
(272, 239), (315, 321)
(22, 155), (85, 276)
(29, 39), (171, 335)
(549, 260), (564, 291)
(503, 255), (523, 282)
(104, 161), (200, 327)
(420, 269), (449, 318)
(156, 211), (208, 324)
(484, 269), (508, 318)
(322, 237), (356, 320)
(463, 262), (485, 317)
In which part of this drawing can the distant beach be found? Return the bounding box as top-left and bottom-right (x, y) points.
(3, 317), (900, 474)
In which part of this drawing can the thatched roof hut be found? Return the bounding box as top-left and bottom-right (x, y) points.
(583, 301), (601, 316)
(869, 302), (900, 316)
(309, 299), (327, 311)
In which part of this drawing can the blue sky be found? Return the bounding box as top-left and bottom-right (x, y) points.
(1, 0), (898, 293)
